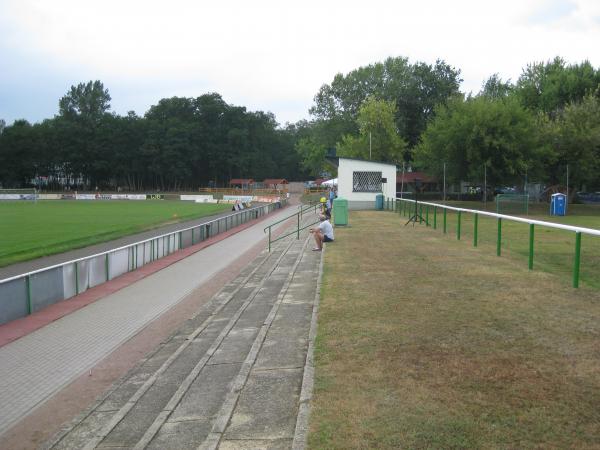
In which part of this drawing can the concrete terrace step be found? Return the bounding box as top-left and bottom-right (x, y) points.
(44, 215), (322, 450)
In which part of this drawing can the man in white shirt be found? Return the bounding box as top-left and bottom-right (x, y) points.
(310, 214), (334, 251)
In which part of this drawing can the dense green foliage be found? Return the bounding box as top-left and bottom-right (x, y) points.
(336, 98), (407, 163)
(414, 58), (600, 192)
(2, 56), (599, 190)
(310, 56), (462, 149)
(0, 82), (305, 190)
(415, 96), (544, 187)
(0, 200), (231, 267)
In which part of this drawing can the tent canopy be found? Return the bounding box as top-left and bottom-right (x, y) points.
(321, 178), (338, 186)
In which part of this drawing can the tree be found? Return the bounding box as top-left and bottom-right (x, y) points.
(541, 94), (600, 191)
(310, 56), (462, 148)
(337, 97), (407, 163)
(515, 57), (600, 115)
(0, 120), (38, 187)
(59, 80), (112, 122)
(296, 137), (328, 177)
(479, 74), (513, 99)
(414, 96), (545, 188)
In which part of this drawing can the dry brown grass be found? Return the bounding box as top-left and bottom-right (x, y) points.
(309, 211), (600, 449)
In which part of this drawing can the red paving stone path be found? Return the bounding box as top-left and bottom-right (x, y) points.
(0, 210), (284, 349)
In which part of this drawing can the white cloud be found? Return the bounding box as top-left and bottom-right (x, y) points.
(2, 0), (599, 123)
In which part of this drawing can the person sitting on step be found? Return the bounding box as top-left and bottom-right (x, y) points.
(310, 214), (334, 251)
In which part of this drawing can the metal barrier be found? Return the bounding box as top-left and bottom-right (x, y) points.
(264, 203), (320, 252)
(392, 197), (600, 288)
(0, 201), (287, 325)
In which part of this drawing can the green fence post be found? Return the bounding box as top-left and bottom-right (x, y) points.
(268, 228), (271, 252)
(528, 224), (535, 270)
(457, 211), (462, 240)
(573, 232), (581, 288)
(105, 254), (109, 281)
(419, 204), (423, 223)
(426, 205), (430, 226)
(497, 218), (502, 256)
(473, 213), (478, 247)
(297, 214), (300, 239)
(433, 206), (437, 230)
(443, 208), (447, 234)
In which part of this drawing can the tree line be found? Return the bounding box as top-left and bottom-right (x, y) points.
(2, 56), (599, 193)
(0, 81), (305, 190)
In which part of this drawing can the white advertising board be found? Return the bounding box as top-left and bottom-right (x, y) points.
(181, 195), (214, 202)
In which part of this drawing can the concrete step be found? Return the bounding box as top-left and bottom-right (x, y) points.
(46, 214), (322, 450)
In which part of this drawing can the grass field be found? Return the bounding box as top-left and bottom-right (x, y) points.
(309, 210), (600, 449)
(0, 200), (231, 268)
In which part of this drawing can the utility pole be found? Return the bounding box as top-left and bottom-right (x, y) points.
(443, 162), (446, 202)
(566, 164), (569, 213)
(400, 162), (405, 199)
(484, 163), (487, 210)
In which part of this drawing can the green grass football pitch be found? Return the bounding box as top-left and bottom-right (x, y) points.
(0, 200), (232, 268)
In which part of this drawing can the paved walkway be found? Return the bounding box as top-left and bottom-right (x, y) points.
(0, 204), (322, 449)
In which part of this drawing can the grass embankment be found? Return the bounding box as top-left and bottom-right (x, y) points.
(0, 201), (231, 267)
(309, 210), (600, 449)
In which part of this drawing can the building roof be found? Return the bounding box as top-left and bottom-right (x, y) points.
(396, 172), (437, 183)
(326, 156), (399, 168)
(229, 178), (255, 185)
(263, 178), (288, 185)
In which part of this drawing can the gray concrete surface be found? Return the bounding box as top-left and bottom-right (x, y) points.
(0, 204), (308, 437)
(38, 212), (323, 449)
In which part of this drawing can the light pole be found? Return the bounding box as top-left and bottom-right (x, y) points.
(443, 162), (446, 202)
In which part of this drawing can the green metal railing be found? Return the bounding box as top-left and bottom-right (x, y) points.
(265, 203), (320, 251)
(390, 197), (600, 288)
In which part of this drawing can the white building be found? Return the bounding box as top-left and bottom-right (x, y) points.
(331, 157), (398, 210)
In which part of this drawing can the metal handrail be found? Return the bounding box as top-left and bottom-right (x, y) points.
(298, 201), (321, 218)
(0, 203), (273, 285)
(394, 196), (600, 288)
(264, 203), (320, 251)
(269, 220), (321, 249)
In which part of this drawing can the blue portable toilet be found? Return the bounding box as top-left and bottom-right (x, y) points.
(375, 194), (384, 210)
(550, 193), (567, 216)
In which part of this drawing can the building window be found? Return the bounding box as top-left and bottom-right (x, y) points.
(353, 171), (382, 192)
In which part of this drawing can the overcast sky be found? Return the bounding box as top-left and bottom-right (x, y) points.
(1, 0), (599, 126)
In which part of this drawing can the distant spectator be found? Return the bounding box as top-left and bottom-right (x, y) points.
(325, 198), (332, 219)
